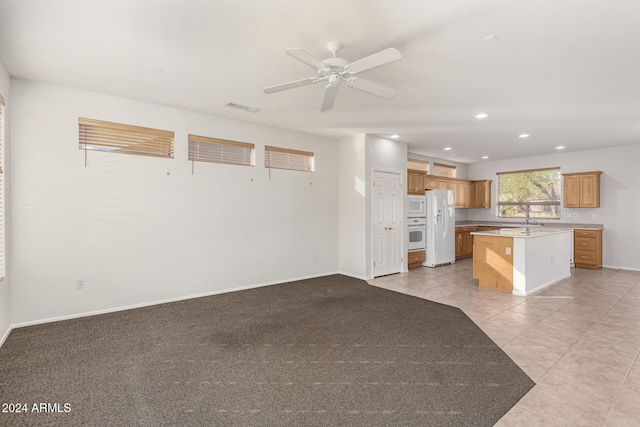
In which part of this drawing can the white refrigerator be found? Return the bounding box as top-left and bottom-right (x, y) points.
(423, 189), (455, 267)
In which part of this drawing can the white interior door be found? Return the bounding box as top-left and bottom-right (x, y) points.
(372, 170), (402, 277)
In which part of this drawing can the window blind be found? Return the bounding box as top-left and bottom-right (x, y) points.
(0, 95), (5, 282)
(433, 162), (456, 178)
(407, 158), (429, 173)
(79, 118), (174, 158)
(265, 146), (314, 172)
(188, 134), (255, 166)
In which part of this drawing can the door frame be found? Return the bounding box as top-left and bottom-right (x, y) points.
(370, 167), (405, 278)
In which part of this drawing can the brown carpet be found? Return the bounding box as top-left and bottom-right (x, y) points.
(0, 274), (534, 426)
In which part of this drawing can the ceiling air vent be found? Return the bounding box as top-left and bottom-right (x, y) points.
(224, 102), (261, 113)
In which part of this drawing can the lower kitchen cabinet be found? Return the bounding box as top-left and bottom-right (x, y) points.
(574, 229), (602, 269)
(455, 227), (477, 259)
(408, 249), (426, 269)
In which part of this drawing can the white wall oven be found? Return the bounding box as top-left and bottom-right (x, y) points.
(407, 217), (426, 251)
(407, 195), (426, 217)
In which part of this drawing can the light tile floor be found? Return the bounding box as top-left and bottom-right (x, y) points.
(368, 258), (640, 426)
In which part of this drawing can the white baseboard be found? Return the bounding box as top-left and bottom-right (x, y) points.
(602, 265), (640, 272)
(337, 271), (368, 281)
(10, 271), (343, 330)
(513, 273), (572, 297)
(0, 325), (12, 348)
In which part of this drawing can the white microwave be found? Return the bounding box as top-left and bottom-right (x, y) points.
(407, 195), (426, 217)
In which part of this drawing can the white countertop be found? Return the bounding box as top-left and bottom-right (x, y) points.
(456, 222), (603, 230)
(471, 228), (574, 239)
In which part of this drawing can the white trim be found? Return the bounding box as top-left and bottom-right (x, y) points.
(10, 272), (342, 330)
(602, 265), (640, 272)
(338, 271), (368, 281)
(512, 273), (572, 297)
(0, 325), (11, 348)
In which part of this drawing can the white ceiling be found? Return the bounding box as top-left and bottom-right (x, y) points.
(1, 0), (640, 163)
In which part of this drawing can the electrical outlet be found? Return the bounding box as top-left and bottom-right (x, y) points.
(76, 279), (85, 290)
(564, 212), (571, 218)
(506, 247), (511, 255)
(634, 250), (639, 256)
(312, 253), (317, 261)
(592, 213), (597, 219)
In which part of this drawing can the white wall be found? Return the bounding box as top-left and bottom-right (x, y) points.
(468, 145), (640, 270)
(338, 134), (366, 279)
(10, 79), (340, 325)
(365, 135), (408, 278)
(0, 59), (10, 344)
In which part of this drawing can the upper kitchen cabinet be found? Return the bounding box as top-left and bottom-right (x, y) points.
(407, 171), (426, 195)
(473, 180), (492, 209)
(562, 172), (602, 208)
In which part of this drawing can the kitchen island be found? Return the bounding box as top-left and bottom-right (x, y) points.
(471, 228), (573, 296)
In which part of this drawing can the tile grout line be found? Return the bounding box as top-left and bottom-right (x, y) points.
(600, 347), (640, 427)
(598, 275), (640, 426)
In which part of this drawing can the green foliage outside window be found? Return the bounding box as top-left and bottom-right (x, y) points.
(498, 168), (561, 219)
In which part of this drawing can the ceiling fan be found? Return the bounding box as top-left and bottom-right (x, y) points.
(264, 42), (402, 112)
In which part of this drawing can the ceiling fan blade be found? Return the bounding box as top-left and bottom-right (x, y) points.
(264, 77), (318, 94)
(319, 84), (338, 112)
(344, 48), (402, 74)
(347, 77), (397, 99)
(285, 48), (327, 70)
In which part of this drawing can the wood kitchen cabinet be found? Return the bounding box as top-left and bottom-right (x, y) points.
(407, 171), (426, 195)
(574, 229), (602, 269)
(408, 249), (426, 270)
(458, 181), (474, 208)
(425, 176), (438, 190)
(455, 228), (465, 258)
(417, 173), (492, 209)
(473, 180), (492, 208)
(455, 226), (475, 259)
(562, 171), (602, 208)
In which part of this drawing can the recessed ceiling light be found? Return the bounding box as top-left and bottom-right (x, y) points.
(475, 113), (488, 119)
(482, 156), (489, 159)
(444, 147), (452, 151)
(555, 146), (565, 150)
(390, 134), (399, 139)
(519, 133), (530, 138)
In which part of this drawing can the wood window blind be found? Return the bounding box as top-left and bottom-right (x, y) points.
(79, 118), (174, 158)
(0, 95), (5, 282)
(265, 146), (314, 172)
(407, 158), (429, 173)
(433, 162), (456, 178)
(188, 134), (255, 167)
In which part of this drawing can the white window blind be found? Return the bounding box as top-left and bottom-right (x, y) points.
(265, 146), (314, 172)
(79, 118), (174, 159)
(188, 134), (255, 167)
(0, 95), (5, 282)
(408, 158), (429, 173)
(433, 162), (456, 178)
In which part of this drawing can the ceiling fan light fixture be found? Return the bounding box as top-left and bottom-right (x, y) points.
(264, 42), (401, 112)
